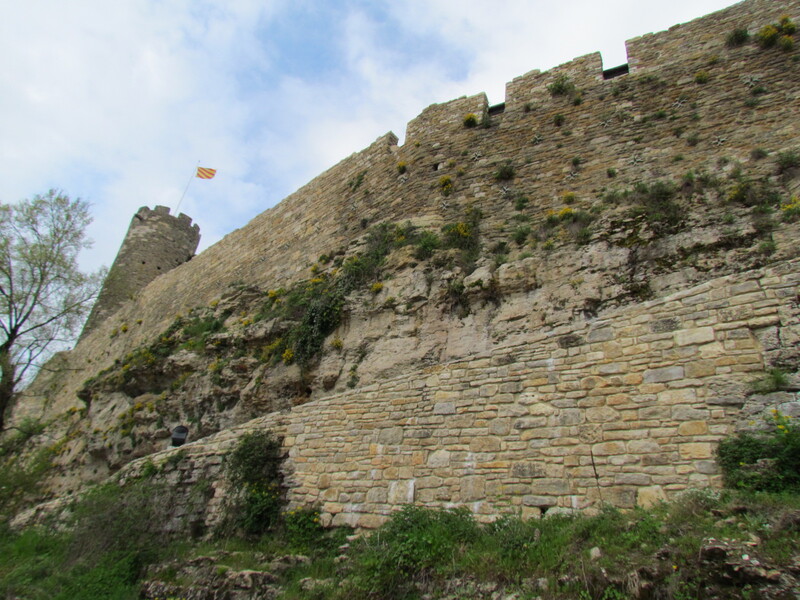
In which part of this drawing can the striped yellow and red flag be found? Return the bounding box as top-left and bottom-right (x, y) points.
(196, 167), (217, 179)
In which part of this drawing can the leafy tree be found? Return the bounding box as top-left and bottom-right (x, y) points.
(0, 190), (104, 431)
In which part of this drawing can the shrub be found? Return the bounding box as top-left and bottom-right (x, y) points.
(348, 505), (479, 595)
(514, 195), (529, 210)
(548, 75), (575, 97)
(727, 178), (781, 207)
(781, 15), (798, 35)
(225, 431), (284, 536)
(442, 221), (476, 251)
(441, 208), (482, 257)
(781, 196), (800, 221)
(777, 149), (800, 174)
(756, 24), (780, 47)
(396, 161), (407, 174)
(491, 241), (509, 255)
(284, 507), (325, 548)
(181, 316), (224, 351)
(576, 227), (592, 245)
(607, 168), (617, 178)
(413, 231), (441, 260)
(756, 16), (797, 51)
(439, 175), (453, 196)
(751, 367), (789, 394)
(726, 27), (750, 47)
(628, 180), (683, 234)
(512, 225), (530, 246)
(370, 282), (384, 294)
(494, 163), (515, 181)
(694, 70), (710, 84)
(463, 113), (478, 127)
(553, 113), (566, 126)
(717, 410), (800, 492)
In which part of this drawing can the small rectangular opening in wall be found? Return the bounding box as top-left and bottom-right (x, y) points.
(488, 103), (506, 116)
(603, 64), (629, 80)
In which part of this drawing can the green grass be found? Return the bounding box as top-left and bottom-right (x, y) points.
(3, 486), (800, 599)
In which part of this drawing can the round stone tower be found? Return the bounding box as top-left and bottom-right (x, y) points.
(81, 206), (201, 339)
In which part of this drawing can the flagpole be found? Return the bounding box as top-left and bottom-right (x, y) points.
(176, 161), (199, 214)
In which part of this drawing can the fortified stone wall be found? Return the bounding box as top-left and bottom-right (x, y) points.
(69, 0), (800, 370)
(81, 206), (201, 338)
(11, 0), (800, 523)
(53, 258), (792, 535)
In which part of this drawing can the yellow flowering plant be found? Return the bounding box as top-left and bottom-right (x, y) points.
(716, 408), (800, 492)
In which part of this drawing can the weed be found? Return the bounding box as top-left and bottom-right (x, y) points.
(224, 431), (284, 536)
(414, 230), (441, 260)
(439, 175), (453, 196)
(494, 163), (515, 181)
(441, 208), (482, 271)
(548, 75), (575, 97)
(463, 113), (478, 127)
(758, 240), (777, 255)
(756, 24), (780, 47)
(728, 178), (781, 207)
(491, 241), (509, 256)
(717, 409), (800, 492)
(553, 113), (566, 127)
(694, 71), (710, 84)
(751, 367), (789, 394)
(776, 149), (800, 174)
(348, 170), (367, 192)
(180, 315), (224, 351)
(726, 27), (750, 47)
(576, 227), (592, 245)
(285, 506), (325, 549)
(781, 196), (800, 221)
(627, 180), (683, 235)
(512, 225), (531, 246)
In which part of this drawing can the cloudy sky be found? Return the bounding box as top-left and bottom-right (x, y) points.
(1, 0), (737, 273)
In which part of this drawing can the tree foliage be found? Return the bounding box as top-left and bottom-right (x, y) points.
(0, 190), (104, 430)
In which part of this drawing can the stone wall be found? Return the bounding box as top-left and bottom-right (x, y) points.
(67, 0), (800, 373)
(73, 258), (796, 534)
(11, 0), (800, 523)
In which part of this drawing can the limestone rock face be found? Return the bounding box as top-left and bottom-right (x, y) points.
(8, 0), (800, 530)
